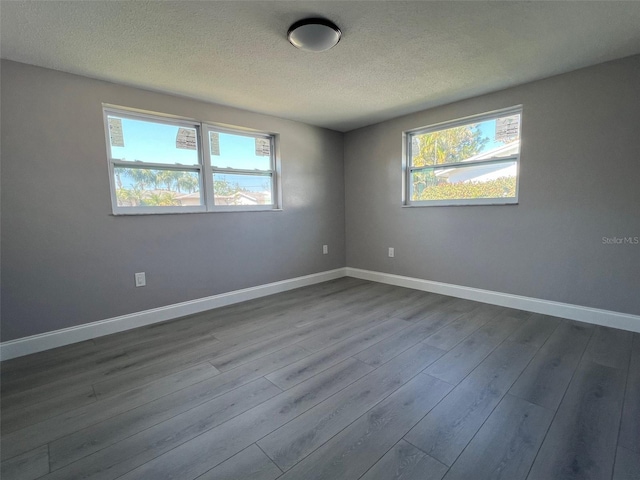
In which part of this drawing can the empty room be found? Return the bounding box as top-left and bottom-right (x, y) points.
(1, 1), (639, 480)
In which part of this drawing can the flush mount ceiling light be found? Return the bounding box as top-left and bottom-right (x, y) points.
(287, 18), (341, 52)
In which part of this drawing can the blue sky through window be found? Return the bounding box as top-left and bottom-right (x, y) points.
(110, 117), (198, 165)
(110, 116), (272, 192)
(110, 116), (271, 170)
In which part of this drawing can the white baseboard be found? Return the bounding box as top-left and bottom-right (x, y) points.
(346, 267), (640, 333)
(0, 268), (347, 361)
(4, 266), (638, 360)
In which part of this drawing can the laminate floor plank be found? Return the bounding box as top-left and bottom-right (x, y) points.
(2, 279), (634, 480)
(115, 356), (376, 480)
(359, 440), (448, 480)
(354, 310), (459, 368)
(215, 304), (350, 347)
(1, 348), (125, 396)
(91, 312), (222, 350)
(404, 341), (538, 466)
(392, 294), (454, 322)
(2, 325), (219, 388)
(583, 326), (634, 370)
(422, 305), (495, 351)
(196, 445), (282, 480)
(294, 311), (393, 353)
(91, 310), (230, 352)
(0, 339), (96, 376)
(258, 283), (390, 333)
(509, 320), (594, 410)
(276, 374), (452, 480)
(209, 327), (328, 372)
(41, 379), (281, 479)
(41, 357), (371, 480)
(619, 333), (640, 452)
(215, 291), (388, 350)
(48, 377), (281, 471)
(0, 334), (222, 412)
(264, 318), (410, 389)
(258, 343), (446, 471)
(0, 346), (303, 462)
(527, 360), (627, 480)
(92, 340), (230, 398)
(1, 385), (97, 434)
(210, 312), (402, 373)
(1, 333), (223, 400)
(613, 446), (640, 480)
(507, 313), (561, 348)
(3, 339), (223, 416)
(0, 362), (216, 460)
(442, 394), (553, 480)
(424, 313), (523, 385)
(125, 297), (294, 342)
(499, 306), (535, 320)
(209, 291), (359, 343)
(0, 446), (49, 480)
(205, 298), (361, 353)
(444, 297), (485, 313)
(345, 286), (426, 316)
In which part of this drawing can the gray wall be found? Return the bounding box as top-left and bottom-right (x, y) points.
(3, 55), (639, 342)
(1, 60), (346, 341)
(344, 55), (640, 316)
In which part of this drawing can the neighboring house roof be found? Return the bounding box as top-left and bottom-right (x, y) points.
(464, 141), (520, 162)
(436, 140), (520, 183)
(212, 191), (271, 205)
(174, 192), (200, 199)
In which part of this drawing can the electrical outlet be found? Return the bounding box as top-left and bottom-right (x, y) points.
(388, 247), (395, 258)
(135, 272), (146, 287)
(323, 245), (328, 255)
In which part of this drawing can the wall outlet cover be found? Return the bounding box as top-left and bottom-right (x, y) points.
(135, 272), (146, 287)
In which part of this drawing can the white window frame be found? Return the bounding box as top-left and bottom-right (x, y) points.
(204, 124), (277, 212)
(103, 105), (279, 215)
(403, 106), (522, 207)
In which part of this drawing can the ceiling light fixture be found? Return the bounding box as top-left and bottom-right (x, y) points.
(287, 18), (341, 52)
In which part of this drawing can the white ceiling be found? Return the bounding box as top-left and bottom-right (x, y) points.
(2, 1), (640, 132)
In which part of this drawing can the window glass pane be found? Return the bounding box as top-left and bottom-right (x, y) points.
(410, 160), (517, 201)
(108, 115), (199, 166)
(213, 173), (272, 206)
(209, 130), (272, 171)
(114, 167), (201, 207)
(411, 113), (521, 167)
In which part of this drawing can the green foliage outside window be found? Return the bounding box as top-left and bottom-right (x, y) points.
(412, 124), (517, 200)
(415, 176), (516, 201)
(413, 124), (488, 167)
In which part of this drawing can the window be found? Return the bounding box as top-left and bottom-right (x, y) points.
(207, 127), (275, 208)
(104, 106), (278, 214)
(404, 106), (522, 206)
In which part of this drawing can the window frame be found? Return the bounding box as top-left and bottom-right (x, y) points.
(103, 105), (279, 215)
(403, 106), (523, 207)
(204, 124), (277, 212)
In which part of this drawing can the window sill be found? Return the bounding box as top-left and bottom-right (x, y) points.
(110, 208), (283, 216)
(402, 201), (518, 208)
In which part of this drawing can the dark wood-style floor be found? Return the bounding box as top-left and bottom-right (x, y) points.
(1, 278), (638, 480)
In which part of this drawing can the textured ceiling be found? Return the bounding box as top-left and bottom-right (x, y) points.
(2, 1), (640, 132)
